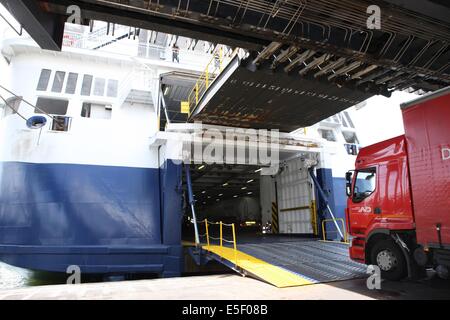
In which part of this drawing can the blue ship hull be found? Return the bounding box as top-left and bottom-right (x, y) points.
(0, 161), (347, 275)
(0, 161), (183, 277)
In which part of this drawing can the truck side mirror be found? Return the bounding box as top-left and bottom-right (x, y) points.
(345, 171), (353, 197)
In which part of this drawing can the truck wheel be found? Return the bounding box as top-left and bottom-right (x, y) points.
(370, 239), (407, 281)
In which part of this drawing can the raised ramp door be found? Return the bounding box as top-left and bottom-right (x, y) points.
(189, 56), (372, 132)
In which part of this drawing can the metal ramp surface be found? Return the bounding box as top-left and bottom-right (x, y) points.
(202, 239), (367, 288)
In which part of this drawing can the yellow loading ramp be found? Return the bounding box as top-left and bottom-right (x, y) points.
(202, 244), (314, 288)
(198, 221), (316, 288)
(189, 220), (367, 288)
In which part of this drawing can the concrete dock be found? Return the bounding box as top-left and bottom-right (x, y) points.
(0, 274), (449, 300)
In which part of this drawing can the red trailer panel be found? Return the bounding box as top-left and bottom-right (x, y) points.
(401, 88), (450, 248)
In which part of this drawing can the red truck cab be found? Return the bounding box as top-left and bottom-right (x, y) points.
(346, 87), (450, 280)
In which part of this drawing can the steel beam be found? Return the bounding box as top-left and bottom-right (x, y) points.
(0, 0), (65, 51)
(381, 0), (450, 24)
(40, 0), (266, 51)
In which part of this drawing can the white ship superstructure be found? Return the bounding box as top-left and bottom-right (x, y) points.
(0, 20), (362, 275)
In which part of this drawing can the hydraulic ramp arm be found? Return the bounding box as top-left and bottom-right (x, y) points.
(308, 168), (345, 240)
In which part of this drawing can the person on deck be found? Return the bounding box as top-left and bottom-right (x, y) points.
(172, 43), (180, 63)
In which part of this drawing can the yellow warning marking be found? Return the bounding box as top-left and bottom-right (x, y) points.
(203, 245), (313, 288)
(181, 101), (190, 114)
(271, 202), (279, 234)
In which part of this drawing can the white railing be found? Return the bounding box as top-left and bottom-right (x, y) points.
(2, 19), (235, 72)
(61, 25), (237, 70)
(116, 68), (137, 108)
(63, 25), (132, 50)
(115, 66), (157, 108)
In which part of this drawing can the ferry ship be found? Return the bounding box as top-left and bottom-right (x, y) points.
(0, 20), (364, 277)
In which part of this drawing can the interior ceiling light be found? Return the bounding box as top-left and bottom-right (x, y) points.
(198, 165), (205, 170)
(247, 179), (254, 183)
(222, 182), (228, 186)
(254, 168), (262, 173)
(241, 187), (247, 190)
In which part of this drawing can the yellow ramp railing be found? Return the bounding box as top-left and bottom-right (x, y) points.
(196, 219), (314, 288)
(321, 218), (349, 243)
(200, 219), (238, 267)
(186, 47), (225, 116)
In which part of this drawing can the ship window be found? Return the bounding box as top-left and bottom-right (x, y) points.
(51, 116), (72, 132)
(81, 75), (93, 96)
(342, 131), (359, 144)
(353, 168), (376, 202)
(318, 129), (336, 142)
(2, 97), (21, 117)
(37, 69), (52, 91)
(93, 78), (106, 96)
(65, 73), (79, 94)
(107, 79), (118, 97)
(81, 102), (112, 119)
(51, 71), (66, 93)
(345, 144), (359, 156)
(35, 97), (68, 115)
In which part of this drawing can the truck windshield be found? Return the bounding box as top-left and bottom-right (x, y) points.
(353, 168), (376, 202)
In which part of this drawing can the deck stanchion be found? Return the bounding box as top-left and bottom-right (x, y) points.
(232, 223), (237, 266)
(220, 221), (223, 247)
(195, 83), (199, 104)
(205, 219), (210, 248)
(321, 218), (348, 243)
(322, 221), (327, 242)
(219, 46), (224, 71)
